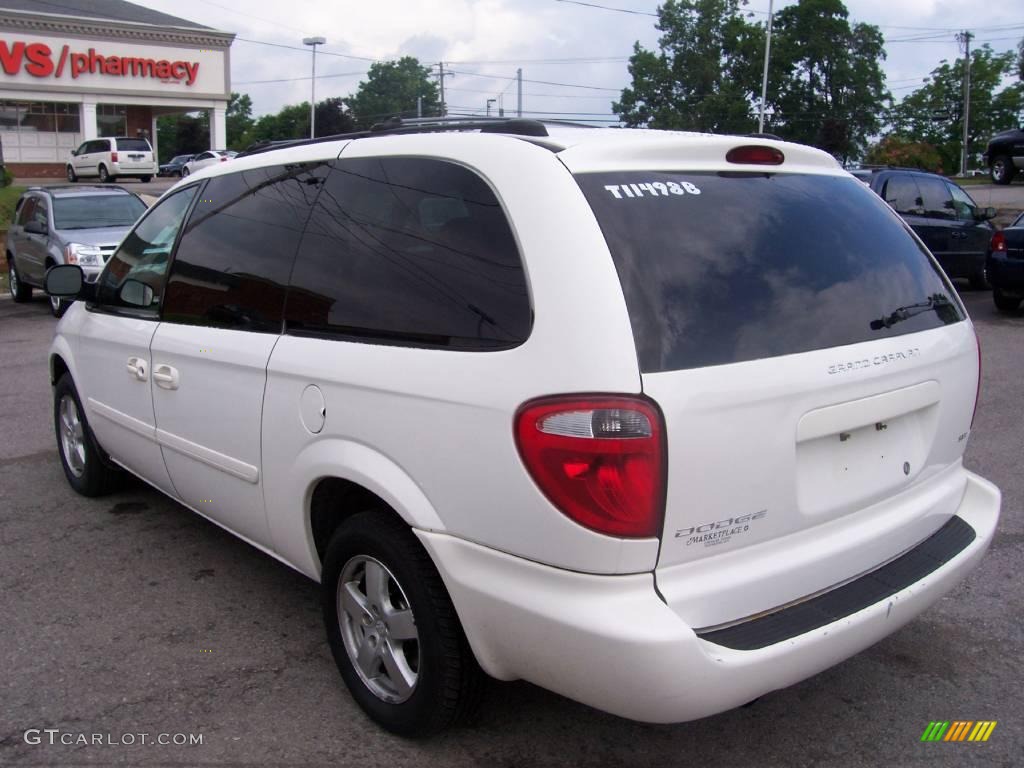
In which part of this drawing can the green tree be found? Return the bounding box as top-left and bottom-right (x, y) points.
(156, 112), (208, 163)
(613, 0), (761, 132)
(313, 97), (356, 137)
(346, 56), (439, 128)
(226, 92), (254, 150)
(864, 136), (943, 172)
(765, 0), (888, 160)
(890, 45), (1024, 172)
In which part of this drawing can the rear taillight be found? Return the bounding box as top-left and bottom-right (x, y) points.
(514, 396), (666, 538)
(110, 151), (118, 162)
(971, 328), (981, 428)
(220, 156), (228, 162)
(726, 145), (784, 165)
(991, 231), (1006, 252)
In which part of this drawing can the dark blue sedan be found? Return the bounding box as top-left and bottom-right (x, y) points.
(988, 211), (1024, 312)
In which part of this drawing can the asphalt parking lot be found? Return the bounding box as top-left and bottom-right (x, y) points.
(0, 288), (1021, 768)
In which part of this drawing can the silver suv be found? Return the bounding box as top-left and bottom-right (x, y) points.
(6, 185), (146, 315)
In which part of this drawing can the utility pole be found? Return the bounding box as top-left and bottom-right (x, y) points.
(438, 62), (447, 117)
(758, 0), (774, 133)
(957, 30), (973, 176)
(486, 98), (496, 116)
(516, 68), (523, 117)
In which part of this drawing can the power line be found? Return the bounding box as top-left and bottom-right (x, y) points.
(553, 0), (657, 17)
(449, 70), (620, 92)
(235, 71), (368, 86)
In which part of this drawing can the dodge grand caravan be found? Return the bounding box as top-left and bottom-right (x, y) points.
(45, 118), (1001, 737)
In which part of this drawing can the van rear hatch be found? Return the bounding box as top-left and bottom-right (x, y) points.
(116, 138), (153, 169)
(568, 148), (979, 630)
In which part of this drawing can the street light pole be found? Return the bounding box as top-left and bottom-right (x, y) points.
(303, 36), (326, 139)
(758, 0), (774, 134)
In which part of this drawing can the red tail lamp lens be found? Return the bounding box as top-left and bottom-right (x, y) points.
(726, 145), (785, 165)
(110, 151), (118, 163)
(991, 231), (1006, 252)
(514, 396), (666, 538)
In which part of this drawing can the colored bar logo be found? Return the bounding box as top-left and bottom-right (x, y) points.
(921, 721), (997, 742)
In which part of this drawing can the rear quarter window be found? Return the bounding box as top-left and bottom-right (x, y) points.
(575, 171), (964, 373)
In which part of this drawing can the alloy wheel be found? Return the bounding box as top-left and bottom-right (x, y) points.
(58, 394), (87, 478)
(337, 555), (420, 704)
(8, 264), (17, 297)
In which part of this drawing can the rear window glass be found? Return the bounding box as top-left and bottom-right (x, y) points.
(53, 195), (146, 229)
(116, 139), (151, 152)
(575, 172), (964, 372)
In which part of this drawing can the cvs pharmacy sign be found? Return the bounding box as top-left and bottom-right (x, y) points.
(0, 39), (200, 86)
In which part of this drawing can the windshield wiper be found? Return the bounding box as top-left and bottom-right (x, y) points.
(870, 294), (954, 330)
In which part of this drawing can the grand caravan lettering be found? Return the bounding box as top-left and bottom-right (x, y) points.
(0, 40), (200, 86)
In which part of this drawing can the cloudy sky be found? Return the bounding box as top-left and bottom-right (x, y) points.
(141, 0), (1023, 121)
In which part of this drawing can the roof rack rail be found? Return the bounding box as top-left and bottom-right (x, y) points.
(237, 116), (556, 159)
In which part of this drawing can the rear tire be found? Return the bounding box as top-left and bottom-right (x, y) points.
(8, 258), (31, 302)
(321, 511), (484, 737)
(98, 165), (112, 183)
(139, 175), (152, 183)
(993, 289), (1021, 312)
(990, 155), (1015, 186)
(54, 373), (120, 496)
(66, 165), (77, 182)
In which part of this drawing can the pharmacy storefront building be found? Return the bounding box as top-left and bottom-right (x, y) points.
(0, 0), (233, 177)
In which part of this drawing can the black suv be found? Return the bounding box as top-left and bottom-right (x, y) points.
(982, 128), (1024, 185)
(851, 168), (996, 288)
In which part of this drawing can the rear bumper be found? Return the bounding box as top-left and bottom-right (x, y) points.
(418, 471), (1000, 723)
(988, 253), (1024, 294)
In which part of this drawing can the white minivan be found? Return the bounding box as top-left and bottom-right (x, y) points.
(45, 118), (1001, 737)
(66, 136), (157, 183)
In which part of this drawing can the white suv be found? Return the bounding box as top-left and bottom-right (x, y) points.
(45, 118), (1001, 737)
(67, 136), (156, 183)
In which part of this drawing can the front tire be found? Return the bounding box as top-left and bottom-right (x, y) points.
(54, 374), (120, 496)
(8, 258), (31, 302)
(993, 288), (1021, 312)
(321, 511), (483, 737)
(990, 155), (1015, 185)
(50, 294), (69, 317)
(66, 165), (77, 182)
(181, 167), (190, 178)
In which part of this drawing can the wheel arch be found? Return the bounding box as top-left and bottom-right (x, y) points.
(267, 438), (448, 581)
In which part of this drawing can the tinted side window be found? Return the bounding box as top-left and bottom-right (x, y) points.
(917, 176), (955, 220)
(16, 197), (36, 226)
(882, 176), (921, 214)
(162, 164), (327, 332)
(95, 186), (198, 315)
(30, 197), (48, 227)
(947, 183), (977, 221)
(286, 157), (531, 349)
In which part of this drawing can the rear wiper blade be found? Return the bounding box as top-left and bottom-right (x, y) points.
(870, 294), (953, 330)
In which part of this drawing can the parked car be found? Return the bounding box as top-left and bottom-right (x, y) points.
(182, 150), (236, 177)
(6, 185), (146, 315)
(982, 127), (1024, 185)
(158, 154), (195, 177)
(852, 168), (996, 288)
(45, 119), (1000, 737)
(66, 137), (157, 184)
(987, 211), (1024, 311)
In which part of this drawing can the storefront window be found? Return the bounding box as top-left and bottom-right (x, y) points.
(0, 101), (80, 134)
(97, 104), (127, 137)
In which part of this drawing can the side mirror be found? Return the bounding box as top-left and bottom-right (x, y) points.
(45, 264), (84, 297)
(119, 279), (154, 308)
(977, 206), (997, 221)
(70, 149), (78, 156)
(24, 220), (47, 236)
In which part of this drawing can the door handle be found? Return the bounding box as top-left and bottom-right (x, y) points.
(126, 356), (148, 381)
(153, 364), (180, 390)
